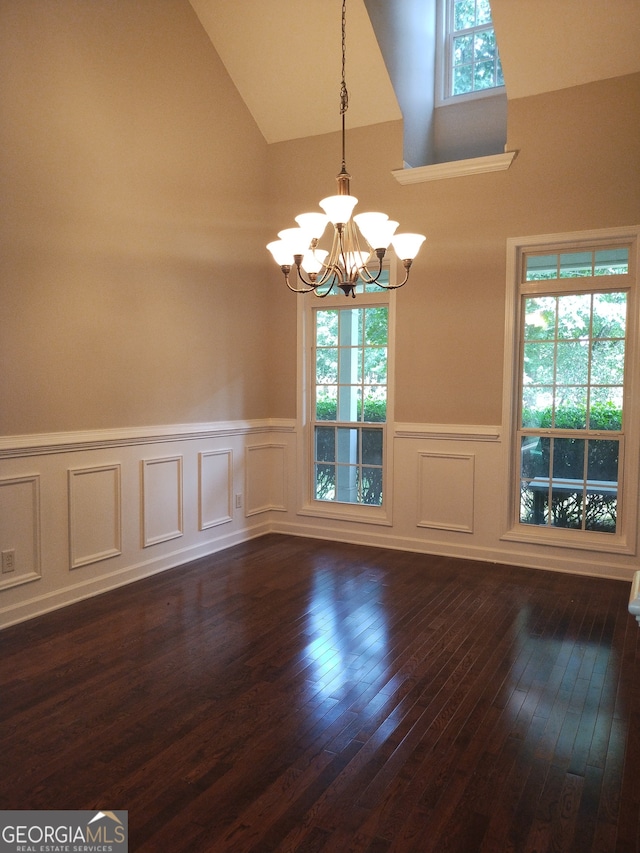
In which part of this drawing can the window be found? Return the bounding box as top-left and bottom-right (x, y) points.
(504, 230), (640, 552)
(443, 0), (504, 100)
(301, 273), (394, 521)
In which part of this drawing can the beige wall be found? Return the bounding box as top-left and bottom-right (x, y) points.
(0, 0), (271, 436)
(267, 72), (640, 424)
(2, 1), (638, 435)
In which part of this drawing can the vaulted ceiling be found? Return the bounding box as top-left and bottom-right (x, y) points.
(189, 0), (640, 144)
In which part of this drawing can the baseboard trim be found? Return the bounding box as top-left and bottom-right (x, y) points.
(2, 513), (634, 629)
(0, 523), (270, 629)
(271, 519), (633, 583)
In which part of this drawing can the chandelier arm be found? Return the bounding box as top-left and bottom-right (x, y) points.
(313, 277), (342, 297)
(357, 250), (387, 284)
(298, 267), (342, 297)
(369, 259), (414, 290)
(343, 218), (386, 285)
(336, 224), (350, 282)
(292, 254), (340, 290)
(280, 266), (318, 294)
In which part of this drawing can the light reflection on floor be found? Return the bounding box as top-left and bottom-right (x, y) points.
(303, 566), (389, 701)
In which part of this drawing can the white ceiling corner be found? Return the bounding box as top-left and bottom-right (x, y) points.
(189, 0), (401, 143)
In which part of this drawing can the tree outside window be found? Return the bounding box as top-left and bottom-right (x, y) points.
(313, 304), (388, 507)
(517, 248), (629, 534)
(447, 0), (504, 98)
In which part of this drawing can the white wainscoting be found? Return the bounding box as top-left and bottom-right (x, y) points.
(68, 464), (122, 568)
(0, 420), (295, 628)
(0, 474), (41, 591)
(1, 418), (637, 628)
(417, 452), (475, 534)
(273, 422), (639, 585)
(199, 449), (233, 530)
(245, 443), (287, 516)
(142, 456), (184, 547)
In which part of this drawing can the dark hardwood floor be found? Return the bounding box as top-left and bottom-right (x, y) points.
(2, 534), (639, 852)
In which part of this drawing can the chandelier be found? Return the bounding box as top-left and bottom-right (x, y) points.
(266, 0), (426, 298)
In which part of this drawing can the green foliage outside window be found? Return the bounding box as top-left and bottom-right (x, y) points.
(315, 398), (386, 423)
(522, 400), (622, 433)
(519, 288), (626, 533)
(313, 305), (388, 506)
(450, 0), (503, 96)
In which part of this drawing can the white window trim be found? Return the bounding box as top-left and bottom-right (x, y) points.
(296, 273), (397, 527)
(500, 226), (640, 555)
(435, 0), (506, 107)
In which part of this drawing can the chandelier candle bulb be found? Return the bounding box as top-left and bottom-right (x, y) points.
(319, 194), (359, 225)
(353, 212), (399, 249)
(266, 0), (426, 297)
(277, 228), (311, 256)
(266, 240), (294, 267)
(295, 212), (329, 240)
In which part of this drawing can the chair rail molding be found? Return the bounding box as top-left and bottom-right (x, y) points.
(0, 419), (295, 458)
(394, 423), (501, 442)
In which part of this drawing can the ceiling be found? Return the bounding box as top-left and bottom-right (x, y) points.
(189, 0), (640, 145)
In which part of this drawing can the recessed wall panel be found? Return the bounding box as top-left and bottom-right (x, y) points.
(246, 444), (286, 516)
(0, 475), (41, 589)
(142, 456), (183, 547)
(68, 464), (122, 569)
(199, 449), (233, 529)
(417, 452), (475, 533)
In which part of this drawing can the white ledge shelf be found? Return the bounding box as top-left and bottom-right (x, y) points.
(392, 151), (517, 185)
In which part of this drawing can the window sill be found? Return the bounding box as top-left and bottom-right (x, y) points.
(298, 502), (392, 527)
(392, 151), (517, 185)
(501, 524), (634, 556)
(435, 86), (507, 109)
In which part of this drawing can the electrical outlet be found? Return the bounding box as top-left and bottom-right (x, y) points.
(235, 494), (243, 509)
(1, 550), (16, 573)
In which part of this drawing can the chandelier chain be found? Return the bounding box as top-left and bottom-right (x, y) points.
(339, 0), (349, 172)
(265, 0), (425, 297)
(340, 0), (348, 117)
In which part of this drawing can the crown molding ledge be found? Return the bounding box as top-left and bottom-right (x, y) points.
(392, 151), (517, 185)
(0, 419), (296, 459)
